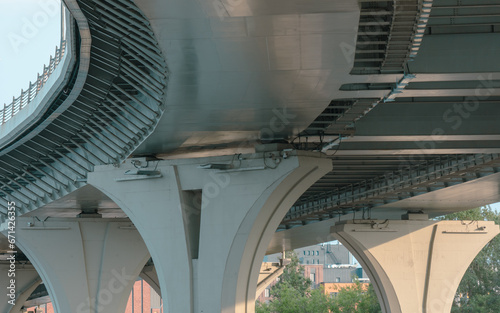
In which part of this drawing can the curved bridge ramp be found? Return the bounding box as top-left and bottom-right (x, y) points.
(0, 0), (168, 223)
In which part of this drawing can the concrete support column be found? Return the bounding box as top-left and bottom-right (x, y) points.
(140, 262), (161, 296)
(0, 262), (40, 313)
(332, 218), (500, 313)
(14, 218), (150, 313)
(88, 150), (331, 313)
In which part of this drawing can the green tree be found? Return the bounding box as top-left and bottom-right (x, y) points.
(271, 251), (311, 296)
(305, 287), (332, 313)
(258, 206), (500, 313)
(260, 283), (307, 313)
(255, 300), (271, 313)
(256, 251), (381, 313)
(330, 278), (381, 313)
(356, 284), (382, 313)
(439, 206), (500, 312)
(256, 251), (315, 313)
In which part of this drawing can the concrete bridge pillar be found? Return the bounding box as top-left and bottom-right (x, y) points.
(332, 216), (500, 313)
(140, 261), (161, 296)
(88, 150), (331, 313)
(0, 261), (40, 313)
(13, 218), (150, 313)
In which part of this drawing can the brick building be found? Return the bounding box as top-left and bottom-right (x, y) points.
(321, 282), (369, 297)
(23, 279), (162, 313)
(257, 242), (369, 303)
(23, 243), (368, 310)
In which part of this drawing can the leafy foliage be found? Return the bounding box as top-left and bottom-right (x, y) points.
(440, 206), (500, 313)
(272, 251), (312, 297)
(329, 279), (381, 313)
(257, 206), (500, 312)
(256, 251), (381, 313)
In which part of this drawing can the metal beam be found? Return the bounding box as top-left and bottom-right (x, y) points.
(282, 154), (500, 226)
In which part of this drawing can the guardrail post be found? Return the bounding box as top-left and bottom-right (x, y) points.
(0, 40), (67, 126)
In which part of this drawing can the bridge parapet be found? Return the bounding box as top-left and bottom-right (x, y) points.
(0, 41), (66, 125)
(0, 6), (74, 150)
(0, 0), (169, 226)
(0, 3), (75, 127)
(2, 37), (67, 119)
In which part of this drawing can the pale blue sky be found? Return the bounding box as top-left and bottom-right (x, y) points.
(0, 0), (61, 105)
(489, 202), (500, 212)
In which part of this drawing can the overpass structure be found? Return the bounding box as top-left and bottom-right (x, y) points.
(1, 0), (500, 312)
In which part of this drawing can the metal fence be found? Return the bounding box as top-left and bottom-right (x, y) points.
(0, 39), (67, 125)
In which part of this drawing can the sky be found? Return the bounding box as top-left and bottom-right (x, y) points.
(0, 0), (61, 106)
(489, 202), (500, 212)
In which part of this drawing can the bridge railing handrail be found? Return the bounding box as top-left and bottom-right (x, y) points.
(0, 4), (67, 126)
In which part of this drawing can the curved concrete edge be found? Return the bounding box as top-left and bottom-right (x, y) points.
(224, 154), (332, 313)
(0, 0), (169, 224)
(9, 277), (42, 313)
(332, 219), (500, 313)
(0, 262), (41, 313)
(87, 150), (331, 313)
(0, 8), (74, 151)
(12, 217), (150, 313)
(0, 1), (91, 155)
(139, 265), (161, 296)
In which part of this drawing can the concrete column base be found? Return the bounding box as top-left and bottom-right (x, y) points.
(89, 150), (331, 313)
(332, 219), (500, 313)
(14, 218), (150, 313)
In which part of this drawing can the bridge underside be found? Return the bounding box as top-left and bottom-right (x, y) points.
(124, 0), (500, 231)
(0, 0), (499, 262)
(1, 0), (500, 312)
(0, 0), (498, 231)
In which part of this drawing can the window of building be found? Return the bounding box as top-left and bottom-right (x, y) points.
(310, 273), (315, 282)
(316, 251), (319, 255)
(335, 277), (340, 283)
(265, 288), (270, 298)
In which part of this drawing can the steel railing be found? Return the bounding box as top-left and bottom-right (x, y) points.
(0, 40), (67, 125)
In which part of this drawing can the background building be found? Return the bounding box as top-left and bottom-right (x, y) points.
(258, 242), (369, 303)
(22, 279), (162, 313)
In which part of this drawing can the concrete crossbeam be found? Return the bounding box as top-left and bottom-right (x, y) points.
(13, 218), (149, 313)
(332, 218), (500, 313)
(88, 150), (331, 313)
